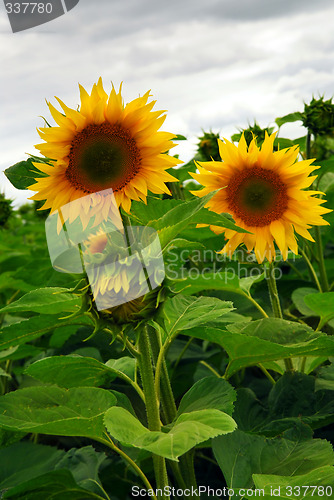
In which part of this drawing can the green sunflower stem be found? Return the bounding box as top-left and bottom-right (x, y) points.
(149, 328), (177, 423)
(314, 226), (329, 292)
(305, 131), (329, 293)
(137, 325), (169, 497)
(149, 327), (198, 494)
(266, 262), (294, 372)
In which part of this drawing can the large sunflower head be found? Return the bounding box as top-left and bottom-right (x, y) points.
(191, 133), (331, 263)
(28, 78), (180, 227)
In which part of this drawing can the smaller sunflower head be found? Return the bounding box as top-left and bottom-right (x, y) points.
(191, 132), (332, 263)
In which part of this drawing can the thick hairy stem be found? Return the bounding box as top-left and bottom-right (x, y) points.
(137, 326), (169, 498)
(266, 263), (294, 371)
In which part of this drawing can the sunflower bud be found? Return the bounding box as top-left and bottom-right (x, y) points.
(303, 96), (334, 136)
(231, 122), (274, 147)
(83, 226), (165, 325)
(107, 287), (163, 324)
(197, 131), (221, 161)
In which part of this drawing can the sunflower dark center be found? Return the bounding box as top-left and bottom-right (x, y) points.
(66, 123), (141, 193)
(226, 166), (288, 226)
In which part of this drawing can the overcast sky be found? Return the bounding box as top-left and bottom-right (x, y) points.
(1, 0), (334, 206)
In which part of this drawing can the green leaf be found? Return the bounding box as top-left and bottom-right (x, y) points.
(26, 356), (115, 388)
(253, 466), (334, 500)
(291, 287), (319, 316)
(26, 355), (136, 388)
(316, 362), (334, 391)
(239, 273), (265, 294)
(316, 158), (334, 179)
(165, 271), (241, 295)
(0, 386), (116, 440)
(174, 134), (187, 141)
(263, 372), (334, 434)
(157, 295), (233, 341)
(53, 446), (107, 495)
(0, 272), (35, 293)
(225, 318), (319, 344)
(104, 407), (236, 461)
(130, 198), (181, 225)
(0, 315), (89, 352)
(213, 429), (334, 493)
(0, 288), (81, 316)
(319, 172), (334, 193)
(0, 367), (11, 379)
(191, 208), (250, 233)
(152, 192), (222, 249)
(105, 357), (136, 381)
(273, 137), (295, 149)
(4, 158), (48, 191)
(165, 270), (263, 297)
(0, 345), (41, 362)
(275, 112), (304, 128)
(177, 377), (236, 416)
(304, 292), (334, 329)
(186, 319), (334, 377)
(0, 442), (65, 490)
(293, 135), (307, 151)
(169, 160), (197, 183)
(2, 469), (106, 500)
(232, 388), (268, 433)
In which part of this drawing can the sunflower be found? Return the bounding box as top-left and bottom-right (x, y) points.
(191, 133), (331, 263)
(28, 78), (180, 227)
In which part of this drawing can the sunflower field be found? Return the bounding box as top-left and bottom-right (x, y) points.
(1, 82), (334, 500)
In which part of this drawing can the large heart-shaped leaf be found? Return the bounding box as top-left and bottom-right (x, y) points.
(0, 316), (89, 352)
(213, 429), (334, 494)
(177, 377), (236, 416)
(186, 320), (334, 377)
(253, 466), (334, 500)
(104, 407), (236, 461)
(0, 386), (116, 440)
(26, 355), (136, 388)
(155, 295), (233, 342)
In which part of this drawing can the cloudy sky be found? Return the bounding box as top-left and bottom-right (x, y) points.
(1, 0), (334, 206)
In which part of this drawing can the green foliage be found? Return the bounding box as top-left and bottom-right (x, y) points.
(153, 294), (233, 342)
(1, 109), (334, 499)
(0, 287), (82, 316)
(4, 158), (49, 190)
(185, 319), (334, 377)
(213, 428), (334, 493)
(253, 466), (334, 500)
(0, 386), (116, 439)
(26, 355), (136, 388)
